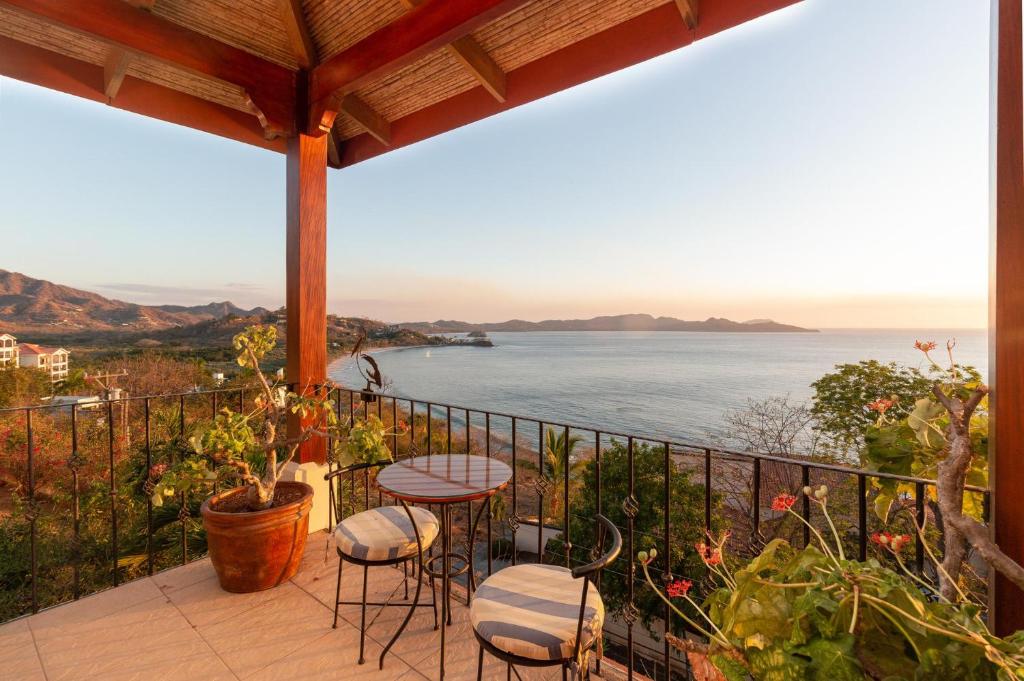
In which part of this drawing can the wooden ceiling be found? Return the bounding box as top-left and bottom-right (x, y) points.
(0, 0), (798, 168)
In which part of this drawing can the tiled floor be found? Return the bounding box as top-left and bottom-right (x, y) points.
(1, 532), (614, 681)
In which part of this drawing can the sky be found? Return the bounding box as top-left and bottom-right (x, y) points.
(0, 0), (991, 329)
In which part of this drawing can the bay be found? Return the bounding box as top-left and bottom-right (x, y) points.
(327, 329), (987, 444)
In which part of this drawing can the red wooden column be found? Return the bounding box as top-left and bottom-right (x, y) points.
(286, 132), (328, 464)
(991, 0), (1024, 635)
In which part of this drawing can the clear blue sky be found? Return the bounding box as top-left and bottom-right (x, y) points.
(0, 0), (990, 328)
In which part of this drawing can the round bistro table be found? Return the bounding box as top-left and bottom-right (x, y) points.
(377, 454), (512, 680)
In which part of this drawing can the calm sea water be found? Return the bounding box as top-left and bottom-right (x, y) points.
(328, 330), (987, 443)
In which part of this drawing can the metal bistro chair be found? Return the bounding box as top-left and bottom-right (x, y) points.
(470, 514), (622, 681)
(325, 461), (440, 668)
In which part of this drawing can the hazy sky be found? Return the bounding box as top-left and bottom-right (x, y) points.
(0, 0), (990, 328)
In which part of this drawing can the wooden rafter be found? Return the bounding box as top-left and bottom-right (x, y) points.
(308, 0), (530, 133)
(274, 0), (317, 69)
(0, 0), (296, 135)
(102, 47), (131, 99)
(0, 34), (284, 152)
(339, 94), (391, 146)
(674, 0), (699, 29)
(399, 0), (506, 102)
(326, 129), (342, 168)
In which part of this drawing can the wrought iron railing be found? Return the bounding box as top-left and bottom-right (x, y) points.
(0, 384), (989, 680)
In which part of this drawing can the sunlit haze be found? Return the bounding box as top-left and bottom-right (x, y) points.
(0, 0), (990, 329)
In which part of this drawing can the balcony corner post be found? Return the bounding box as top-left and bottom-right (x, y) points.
(285, 131), (329, 468)
(990, 0), (1024, 635)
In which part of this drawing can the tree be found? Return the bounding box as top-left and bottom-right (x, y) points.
(542, 427), (586, 523)
(0, 366), (51, 408)
(565, 439), (713, 635)
(721, 395), (824, 458)
(810, 360), (933, 455)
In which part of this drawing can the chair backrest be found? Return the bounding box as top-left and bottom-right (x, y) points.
(568, 514), (621, 663)
(571, 514), (622, 579)
(324, 461), (390, 529)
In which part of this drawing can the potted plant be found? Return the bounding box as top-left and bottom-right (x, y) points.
(150, 325), (349, 593)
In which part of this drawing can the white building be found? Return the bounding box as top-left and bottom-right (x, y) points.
(0, 334), (18, 367)
(19, 343), (70, 382)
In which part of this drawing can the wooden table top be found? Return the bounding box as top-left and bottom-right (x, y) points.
(377, 454), (513, 504)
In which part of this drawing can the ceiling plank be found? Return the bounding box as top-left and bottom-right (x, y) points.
(308, 0), (529, 132)
(0, 0), (296, 135)
(103, 47), (132, 99)
(399, 0), (506, 102)
(339, 94), (391, 146)
(274, 0), (317, 68)
(0, 33), (285, 152)
(674, 0), (699, 29)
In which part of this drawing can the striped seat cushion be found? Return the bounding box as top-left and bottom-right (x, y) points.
(470, 564), (605, 662)
(334, 506), (439, 562)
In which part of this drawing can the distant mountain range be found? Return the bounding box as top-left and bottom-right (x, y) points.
(0, 270), (268, 333)
(399, 314), (816, 333)
(0, 270), (814, 340)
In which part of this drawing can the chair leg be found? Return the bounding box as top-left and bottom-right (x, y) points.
(477, 645), (484, 681)
(430, 572), (439, 630)
(506, 660), (512, 681)
(562, 663), (568, 681)
(358, 565), (369, 665)
(404, 560), (410, 600)
(332, 556), (343, 629)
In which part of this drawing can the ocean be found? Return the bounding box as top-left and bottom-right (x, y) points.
(327, 329), (987, 444)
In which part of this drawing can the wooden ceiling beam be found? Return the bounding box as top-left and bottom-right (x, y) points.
(399, 0), (506, 102)
(102, 47), (131, 99)
(0, 0), (296, 135)
(674, 0), (699, 29)
(308, 0), (529, 133)
(0, 34), (285, 152)
(447, 36), (507, 102)
(274, 0), (317, 69)
(339, 94), (391, 146)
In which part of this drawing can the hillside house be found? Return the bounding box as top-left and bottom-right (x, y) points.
(0, 334), (18, 367)
(18, 343), (70, 382)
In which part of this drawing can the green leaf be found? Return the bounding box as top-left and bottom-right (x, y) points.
(747, 647), (807, 681)
(793, 635), (863, 681)
(709, 654), (749, 681)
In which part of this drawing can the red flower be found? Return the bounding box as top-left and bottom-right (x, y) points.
(398, 420), (409, 431)
(149, 463), (168, 479)
(695, 541), (722, 566)
(890, 534), (912, 553)
(914, 340), (937, 353)
(867, 398), (895, 414)
(771, 493), (797, 512)
(871, 531), (912, 553)
(666, 578), (692, 598)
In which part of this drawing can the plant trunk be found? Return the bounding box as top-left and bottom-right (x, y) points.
(936, 417), (971, 600)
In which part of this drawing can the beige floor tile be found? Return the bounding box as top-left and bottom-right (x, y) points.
(0, 619), (47, 681)
(164, 570), (286, 630)
(28, 577), (164, 639)
(66, 650), (239, 681)
(247, 623), (411, 681)
(196, 581), (336, 679)
(152, 558), (218, 594)
(36, 597), (211, 681)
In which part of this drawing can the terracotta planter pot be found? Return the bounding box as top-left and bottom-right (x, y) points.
(200, 481), (314, 593)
